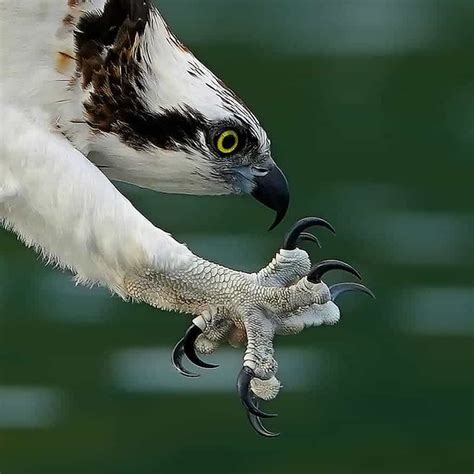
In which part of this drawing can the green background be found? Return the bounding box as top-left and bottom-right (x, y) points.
(1, 1), (473, 473)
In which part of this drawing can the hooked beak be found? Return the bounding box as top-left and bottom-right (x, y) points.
(250, 163), (290, 230)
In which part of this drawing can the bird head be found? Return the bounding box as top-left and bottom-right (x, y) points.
(70, 0), (289, 228)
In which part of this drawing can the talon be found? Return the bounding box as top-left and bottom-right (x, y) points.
(299, 232), (321, 248)
(171, 324), (219, 376)
(308, 259), (362, 283)
(183, 324), (219, 369)
(283, 217), (336, 250)
(330, 282), (375, 302)
(237, 367), (277, 419)
(247, 395), (280, 437)
(171, 338), (200, 378)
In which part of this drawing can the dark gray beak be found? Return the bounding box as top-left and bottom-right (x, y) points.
(251, 164), (290, 230)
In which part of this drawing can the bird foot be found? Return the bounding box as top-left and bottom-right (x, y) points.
(169, 216), (374, 437)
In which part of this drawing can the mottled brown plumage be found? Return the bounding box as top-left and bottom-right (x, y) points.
(76, 13), (144, 135)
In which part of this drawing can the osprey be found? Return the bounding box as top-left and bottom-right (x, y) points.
(0, 0), (373, 436)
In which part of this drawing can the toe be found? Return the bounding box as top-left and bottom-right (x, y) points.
(250, 376), (282, 401)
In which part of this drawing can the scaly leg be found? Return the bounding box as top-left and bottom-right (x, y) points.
(144, 217), (374, 437)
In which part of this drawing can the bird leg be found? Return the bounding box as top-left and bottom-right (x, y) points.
(125, 216), (373, 437)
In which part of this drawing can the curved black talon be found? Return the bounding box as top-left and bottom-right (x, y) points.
(299, 232), (321, 248)
(330, 282), (375, 302)
(308, 259), (362, 283)
(283, 217), (336, 250)
(171, 324), (219, 376)
(237, 367), (277, 419)
(247, 395), (280, 437)
(171, 338), (200, 378)
(183, 324), (219, 369)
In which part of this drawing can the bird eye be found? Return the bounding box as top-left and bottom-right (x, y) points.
(216, 129), (239, 155)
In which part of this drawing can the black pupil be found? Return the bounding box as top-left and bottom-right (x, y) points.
(222, 133), (236, 150)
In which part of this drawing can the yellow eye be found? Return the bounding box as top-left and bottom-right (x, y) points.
(216, 129), (239, 154)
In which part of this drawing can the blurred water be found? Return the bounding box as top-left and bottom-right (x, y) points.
(1, 1), (473, 473)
